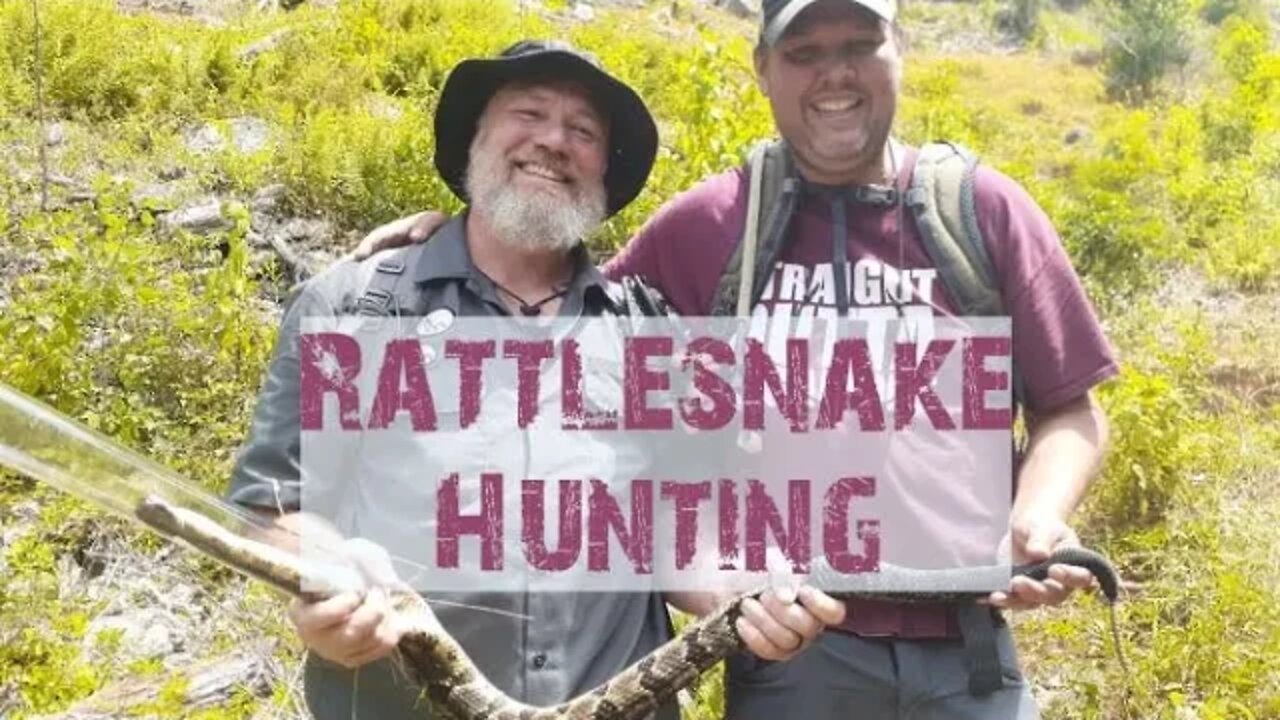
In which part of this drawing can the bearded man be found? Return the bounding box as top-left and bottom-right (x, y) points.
(225, 40), (841, 720)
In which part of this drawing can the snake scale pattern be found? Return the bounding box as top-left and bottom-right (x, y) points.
(133, 495), (1122, 720)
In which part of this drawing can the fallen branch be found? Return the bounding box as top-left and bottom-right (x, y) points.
(35, 648), (275, 719)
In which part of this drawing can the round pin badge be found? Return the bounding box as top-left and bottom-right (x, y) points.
(417, 309), (454, 366)
(417, 308), (455, 337)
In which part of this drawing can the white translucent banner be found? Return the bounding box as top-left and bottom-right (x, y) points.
(299, 314), (1013, 593)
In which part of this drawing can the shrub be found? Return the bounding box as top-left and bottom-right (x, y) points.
(1102, 0), (1193, 102)
(898, 60), (995, 150)
(1038, 111), (1181, 303)
(1197, 0), (1267, 24)
(1213, 14), (1270, 83)
(0, 0), (255, 121)
(271, 102), (450, 230)
(1087, 310), (1212, 532)
(995, 0), (1044, 44)
(0, 187), (274, 482)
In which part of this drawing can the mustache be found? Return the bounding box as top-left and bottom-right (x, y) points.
(511, 151), (572, 179)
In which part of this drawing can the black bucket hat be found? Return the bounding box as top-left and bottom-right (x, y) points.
(433, 40), (659, 218)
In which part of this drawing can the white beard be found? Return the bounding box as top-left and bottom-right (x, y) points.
(465, 140), (608, 254)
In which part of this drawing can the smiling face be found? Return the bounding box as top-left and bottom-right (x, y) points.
(465, 78), (610, 252)
(755, 0), (904, 185)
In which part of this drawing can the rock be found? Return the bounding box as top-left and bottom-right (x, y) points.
(0, 683), (18, 719)
(44, 648), (274, 719)
(572, 1), (595, 21)
(1071, 48), (1103, 67)
(236, 28), (291, 61)
(182, 653), (273, 707)
(160, 199), (231, 233)
(163, 651), (195, 672)
(717, 0), (758, 18)
(248, 247), (278, 281)
(158, 164), (187, 181)
(56, 552), (89, 595)
(44, 122), (66, 147)
(3, 501), (40, 548)
(262, 232), (311, 281)
(230, 117), (271, 154)
(86, 608), (183, 660)
(367, 95), (403, 122)
(184, 123), (225, 154)
(251, 183), (287, 214)
(1174, 706), (1199, 720)
(167, 583), (200, 610)
(131, 183), (181, 212)
(47, 173), (87, 190)
(10, 500), (39, 522)
(280, 217), (333, 244)
(247, 231), (272, 251)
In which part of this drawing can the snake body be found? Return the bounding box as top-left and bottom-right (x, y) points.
(133, 495), (1122, 720)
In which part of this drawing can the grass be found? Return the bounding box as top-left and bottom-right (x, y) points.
(0, 0), (1277, 718)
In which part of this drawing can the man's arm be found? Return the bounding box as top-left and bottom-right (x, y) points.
(989, 392), (1110, 609)
(968, 163), (1119, 610)
(1013, 393), (1109, 548)
(228, 275), (406, 668)
(353, 211), (449, 260)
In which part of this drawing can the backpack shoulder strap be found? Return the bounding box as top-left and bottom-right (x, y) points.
(611, 275), (676, 318)
(908, 142), (1030, 418)
(905, 142), (1002, 316)
(354, 244), (429, 317)
(710, 139), (801, 317)
(908, 144), (1030, 696)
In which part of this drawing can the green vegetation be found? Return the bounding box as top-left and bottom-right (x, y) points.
(0, 0), (1277, 717)
(1101, 0), (1193, 101)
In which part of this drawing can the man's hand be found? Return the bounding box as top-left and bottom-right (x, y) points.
(353, 210), (449, 260)
(735, 585), (846, 661)
(987, 515), (1096, 611)
(287, 538), (408, 668)
(989, 393), (1109, 611)
(667, 548), (846, 662)
(289, 587), (403, 668)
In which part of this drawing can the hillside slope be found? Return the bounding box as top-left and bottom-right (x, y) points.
(1, 1), (1278, 718)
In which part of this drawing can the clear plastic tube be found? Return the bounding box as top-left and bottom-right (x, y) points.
(0, 381), (529, 618)
(0, 380), (381, 597)
(0, 380), (262, 531)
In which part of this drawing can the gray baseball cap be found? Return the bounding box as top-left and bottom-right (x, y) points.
(761, 0), (898, 46)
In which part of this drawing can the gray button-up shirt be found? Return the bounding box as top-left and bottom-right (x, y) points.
(227, 217), (677, 720)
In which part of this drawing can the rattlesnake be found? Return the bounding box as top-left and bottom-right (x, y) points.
(133, 495), (1122, 720)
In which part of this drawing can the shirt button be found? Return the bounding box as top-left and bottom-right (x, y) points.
(532, 653), (547, 669)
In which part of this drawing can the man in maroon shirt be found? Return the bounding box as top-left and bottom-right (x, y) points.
(355, 1), (1116, 717)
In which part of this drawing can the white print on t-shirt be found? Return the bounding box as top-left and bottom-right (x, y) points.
(748, 259), (942, 410)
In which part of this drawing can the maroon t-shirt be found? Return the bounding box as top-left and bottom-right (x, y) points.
(605, 146), (1119, 638)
